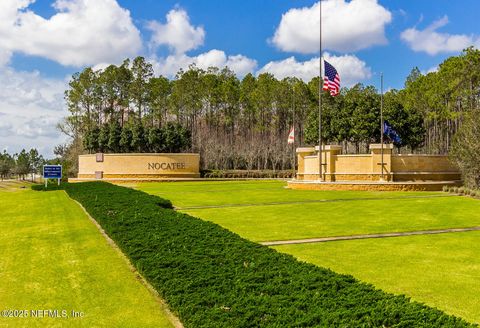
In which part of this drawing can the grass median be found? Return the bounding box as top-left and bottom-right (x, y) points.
(137, 181), (480, 242)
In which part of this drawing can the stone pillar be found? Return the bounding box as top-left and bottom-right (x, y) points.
(369, 144), (393, 181)
(295, 145), (343, 181)
(296, 147), (315, 180)
(314, 145), (342, 181)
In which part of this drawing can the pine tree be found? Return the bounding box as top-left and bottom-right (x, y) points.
(107, 121), (122, 153)
(119, 125), (133, 152)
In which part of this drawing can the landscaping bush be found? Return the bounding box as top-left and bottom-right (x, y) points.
(33, 182), (173, 209)
(203, 170), (294, 179)
(31, 183), (64, 192)
(47, 182), (473, 327)
(443, 186), (480, 198)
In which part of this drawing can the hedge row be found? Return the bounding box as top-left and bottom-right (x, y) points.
(32, 183), (173, 209)
(202, 170), (294, 179)
(44, 182), (473, 327)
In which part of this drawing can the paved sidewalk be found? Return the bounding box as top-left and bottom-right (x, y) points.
(261, 226), (480, 246)
(177, 194), (455, 210)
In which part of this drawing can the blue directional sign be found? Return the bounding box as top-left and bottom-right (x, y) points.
(43, 165), (62, 179)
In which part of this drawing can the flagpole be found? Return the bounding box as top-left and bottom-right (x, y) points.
(380, 72), (384, 181)
(318, 0), (323, 182)
(292, 82), (296, 180)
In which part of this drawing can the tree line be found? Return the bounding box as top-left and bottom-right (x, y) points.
(0, 149), (45, 181)
(83, 122), (191, 154)
(58, 48), (480, 181)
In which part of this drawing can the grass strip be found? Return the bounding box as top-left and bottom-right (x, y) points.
(1, 186), (175, 327)
(34, 182), (475, 327)
(176, 194), (454, 210)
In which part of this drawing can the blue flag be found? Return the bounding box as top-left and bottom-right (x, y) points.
(383, 121), (402, 144)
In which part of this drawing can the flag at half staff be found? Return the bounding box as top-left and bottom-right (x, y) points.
(287, 126), (295, 144)
(323, 60), (341, 96)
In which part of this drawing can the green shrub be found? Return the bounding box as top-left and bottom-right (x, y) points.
(31, 183), (64, 192)
(442, 186), (449, 192)
(458, 187), (465, 194)
(202, 170), (294, 179)
(54, 182), (472, 327)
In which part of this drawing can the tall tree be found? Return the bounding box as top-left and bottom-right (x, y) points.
(147, 76), (171, 127)
(130, 57), (154, 120)
(15, 150), (31, 180)
(451, 110), (480, 188)
(0, 151), (15, 180)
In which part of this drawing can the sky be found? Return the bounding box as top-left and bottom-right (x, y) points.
(1, 0), (479, 157)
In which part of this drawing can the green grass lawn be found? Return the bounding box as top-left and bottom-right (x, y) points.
(137, 181), (480, 242)
(274, 232), (480, 324)
(136, 180), (480, 323)
(0, 183), (175, 327)
(136, 180), (441, 208)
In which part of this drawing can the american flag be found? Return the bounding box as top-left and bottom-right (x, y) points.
(323, 60), (340, 96)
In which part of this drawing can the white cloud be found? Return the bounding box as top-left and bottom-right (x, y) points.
(258, 53), (371, 87)
(258, 57), (320, 82)
(147, 8), (256, 78)
(16, 116), (61, 139)
(0, 67), (68, 157)
(0, 121), (14, 138)
(421, 66), (438, 75)
(0, 0), (142, 67)
(152, 50), (257, 77)
(0, 49), (12, 67)
(148, 8), (205, 54)
(272, 0), (392, 54)
(401, 16), (480, 55)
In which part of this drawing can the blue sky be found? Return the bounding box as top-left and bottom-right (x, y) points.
(1, 0), (480, 156)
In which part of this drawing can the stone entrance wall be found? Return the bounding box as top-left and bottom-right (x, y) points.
(76, 153), (200, 179)
(296, 144), (460, 182)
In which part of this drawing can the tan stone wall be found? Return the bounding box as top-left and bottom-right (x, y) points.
(335, 155), (371, 174)
(288, 180), (461, 191)
(391, 155), (458, 172)
(334, 174), (393, 181)
(393, 173), (461, 182)
(78, 153), (200, 179)
(303, 156), (321, 175)
(296, 144), (460, 182)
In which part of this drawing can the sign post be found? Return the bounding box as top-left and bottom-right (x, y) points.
(43, 165), (62, 188)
